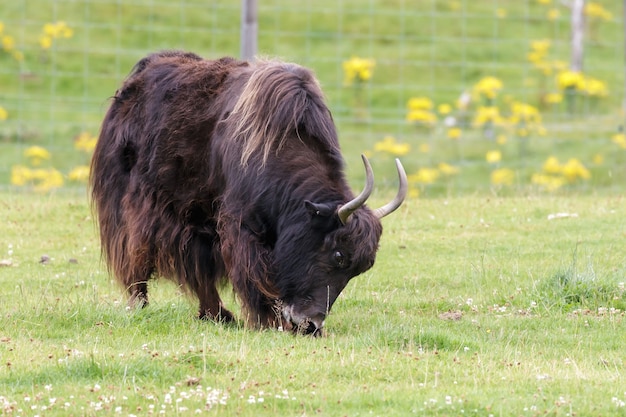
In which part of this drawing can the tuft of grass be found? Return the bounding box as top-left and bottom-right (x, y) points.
(535, 245), (626, 312)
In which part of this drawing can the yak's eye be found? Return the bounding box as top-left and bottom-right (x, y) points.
(333, 250), (346, 267)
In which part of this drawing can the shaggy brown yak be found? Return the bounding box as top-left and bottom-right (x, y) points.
(90, 51), (407, 335)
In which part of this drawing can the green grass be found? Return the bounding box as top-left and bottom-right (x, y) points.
(1, 192), (625, 415)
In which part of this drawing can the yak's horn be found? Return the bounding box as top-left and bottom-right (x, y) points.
(373, 158), (408, 219)
(337, 154), (374, 225)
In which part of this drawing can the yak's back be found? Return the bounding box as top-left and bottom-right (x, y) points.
(91, 51), (247, 200)
(226, 59), (342, 170)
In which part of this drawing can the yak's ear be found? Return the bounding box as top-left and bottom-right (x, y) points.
(304, 200), (335, 218)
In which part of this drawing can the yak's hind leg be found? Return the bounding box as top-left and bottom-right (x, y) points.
(127, 276), (150, 308)
(121, 244), (154, 309)
(116, 195), (157, 310)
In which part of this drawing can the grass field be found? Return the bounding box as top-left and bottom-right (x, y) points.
(1, 192), (625, 416)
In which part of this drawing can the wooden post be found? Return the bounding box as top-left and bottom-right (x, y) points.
(240, 0), (258, 61)
(570, 0), (585, 72)
(623, 0), (626, 113)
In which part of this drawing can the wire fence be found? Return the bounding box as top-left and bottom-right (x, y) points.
(0, 0), (624, 195)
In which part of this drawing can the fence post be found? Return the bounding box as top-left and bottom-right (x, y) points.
(570, 0), (585, 72)
(240, 0), (258, 61)
(623, 0), (626, 114)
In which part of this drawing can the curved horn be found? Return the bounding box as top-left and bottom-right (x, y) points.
(337, 154), (374, 225)
(373, 158), (408, 219)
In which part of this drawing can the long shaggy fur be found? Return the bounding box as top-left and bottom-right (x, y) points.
(90, 51), (382, 330)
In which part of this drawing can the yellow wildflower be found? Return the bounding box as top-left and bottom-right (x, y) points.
(542, 156), (562, 174)
(547, 8), (560, 20)
(509, 101), (542, 125)
(38, 21), (75, 52)
(43, 21), (74, 39)
(43, 23), (57, 37)
(472, 106), (506, 128)
(447, 127), (462, 140)
(473, 76), (503, 100)
(74, 131), (97, 153)
(10, 165), (32, 186)
(343, 56), (375, 86)
(33, 168), (64, 193)
(24, 146), (51, 166)
(1, 35), (15, 51)
(68, 165), (90, 182)
(585, 2), (612, 20)
(496, 134), (507, 145)
(0, 106), (7, 121)
(531, 173), (565, 191)
(611, 133), (626, 149)
(486, 150), (502, 164)
(561, 158), (590, 182)
(496, 8), (507, 18)
(530, 39), (550, 55)
(409, 168), (440, 184)
(373, 136), (411, 156)
(406, 109), (437, 126)
(537, 0), (551, 4)
(527, 51), (544, 64)
(437, 103), (452, 115)
(407, 97), (434, 111)
(448, 1), (461, 11)
(592, 154), (604, 165)
(557, 70), (585, 90)
(40, 35), (52, 50)
(581, 76), (608, 97)
(544, 92), (563, 104)
(438, 162), (459, 176)
(491, 168), (515, 186)
(30, 168), (49, 181)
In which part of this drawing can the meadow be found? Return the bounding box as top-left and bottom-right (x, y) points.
(1, 192), (625, 416)
(1, 0), (626, 415)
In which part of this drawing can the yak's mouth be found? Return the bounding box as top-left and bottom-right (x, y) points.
(281, 305), (325, 337)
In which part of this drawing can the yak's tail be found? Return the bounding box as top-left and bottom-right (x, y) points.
(89, 84), (139, 284)
(228, 60), (340, 167)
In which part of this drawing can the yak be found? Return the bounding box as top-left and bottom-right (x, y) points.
(90, 51), (407, 335)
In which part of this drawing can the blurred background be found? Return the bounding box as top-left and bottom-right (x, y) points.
(0, 0), (623, 197)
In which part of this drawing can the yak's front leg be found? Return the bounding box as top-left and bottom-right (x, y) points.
(197, 283), (236, 323)
(180, 232), (236, 323)
(218, 218), (284, 329)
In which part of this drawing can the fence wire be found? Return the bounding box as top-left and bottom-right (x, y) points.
(0, 0), (623, 195)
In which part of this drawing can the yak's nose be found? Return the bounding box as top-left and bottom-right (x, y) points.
(283, 306), (325, 336)
(301, 314), (325, 337)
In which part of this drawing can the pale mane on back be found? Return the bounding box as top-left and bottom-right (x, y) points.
(228, 60), (339, 167)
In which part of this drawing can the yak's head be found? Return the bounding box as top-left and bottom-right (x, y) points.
(275, 155), (407, 336)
